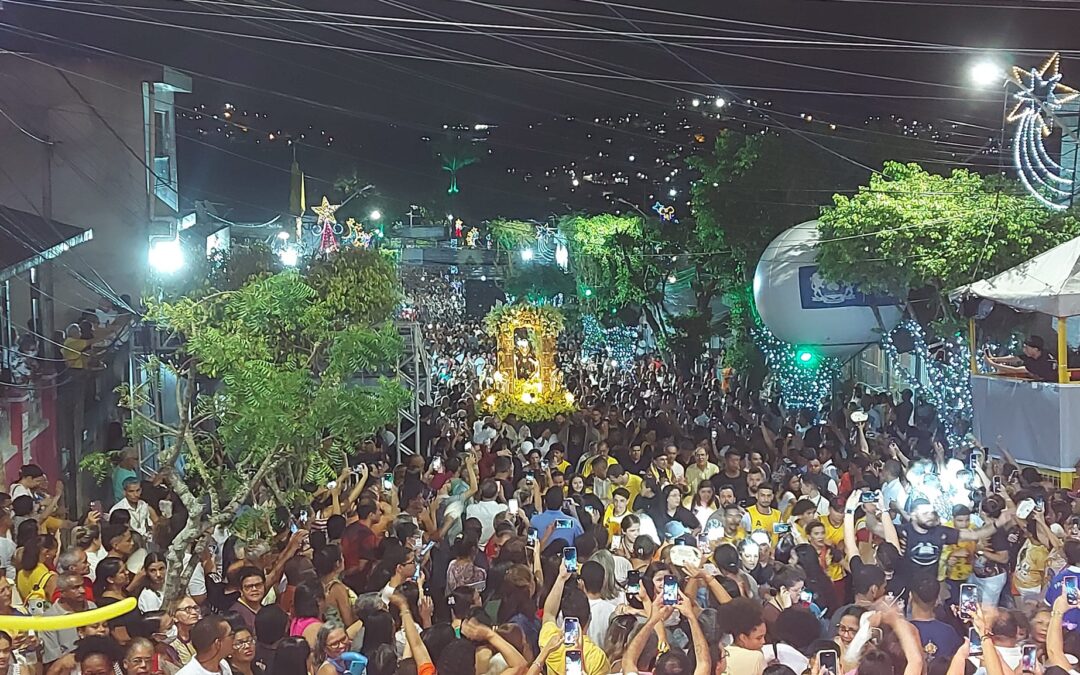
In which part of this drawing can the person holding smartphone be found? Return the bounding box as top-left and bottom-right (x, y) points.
(538, 566), (610, 675)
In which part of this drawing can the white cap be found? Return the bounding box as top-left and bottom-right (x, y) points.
(520, 440), (534, 453)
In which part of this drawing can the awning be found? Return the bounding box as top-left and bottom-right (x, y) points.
(950, 235), (1080, 317)
(0, 206), (92, 282)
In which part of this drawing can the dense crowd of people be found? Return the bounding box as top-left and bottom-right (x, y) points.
(0, 270), (1077, 675)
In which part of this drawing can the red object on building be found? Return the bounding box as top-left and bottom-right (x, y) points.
(1, 376), (59, 486)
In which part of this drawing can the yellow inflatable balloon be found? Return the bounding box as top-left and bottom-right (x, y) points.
(0, 597), (136, 632)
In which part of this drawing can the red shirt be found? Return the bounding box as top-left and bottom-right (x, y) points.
(50, 577), (94, 604)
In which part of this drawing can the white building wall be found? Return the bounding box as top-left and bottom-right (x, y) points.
(0, 56), (187, 329)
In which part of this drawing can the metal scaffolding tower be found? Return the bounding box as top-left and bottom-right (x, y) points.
(394, 321), (431, 460)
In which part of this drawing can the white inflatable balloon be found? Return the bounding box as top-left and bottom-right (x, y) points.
(753, 221), (902, 358)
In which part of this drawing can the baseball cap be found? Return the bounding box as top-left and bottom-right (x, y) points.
(1024, 335), (1046, 350)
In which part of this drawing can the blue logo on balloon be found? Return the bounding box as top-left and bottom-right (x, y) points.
(798, 266), (895, 309)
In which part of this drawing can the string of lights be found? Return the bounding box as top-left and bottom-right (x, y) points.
(753, 322), (842, 412)
(581, 315), (639, 368)
(879, 320), (973, 447)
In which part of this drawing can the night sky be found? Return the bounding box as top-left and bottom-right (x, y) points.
(4, 0), (1077, 221)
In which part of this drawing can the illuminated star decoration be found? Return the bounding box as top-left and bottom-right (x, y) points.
(652, 201), (677, 222)
(1008, 52), (1080, 210)
(312, 196), (341, 253)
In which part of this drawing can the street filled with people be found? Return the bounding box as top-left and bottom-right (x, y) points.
(1, 270), (1079, 675)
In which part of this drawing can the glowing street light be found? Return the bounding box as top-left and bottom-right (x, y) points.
(278, 247), (299, 267)
(521, 248), (534, 261)
(369, 209), (382, 220)
(148, 238), (184, 274)
(969, 60), (1004, 87)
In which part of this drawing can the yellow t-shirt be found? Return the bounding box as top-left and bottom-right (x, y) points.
(540, 620), (610, 675)
(1013, 539), (1050, 590)
(821, 516), (845, 547)
(16, 564), (53, 607)
(940, 539), (977, 582)
(619, 473), (643, 508)
(818, 517), (847, 581)
(602, 504), (631, 538)
(62, 337), (91, 370)
(685, 463), (720, 494)
(746, 505), (781, 544)
(581, 456), (618, 478)
(718, 527), (746, 547)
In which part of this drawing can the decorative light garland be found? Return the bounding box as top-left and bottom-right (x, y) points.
(312, 196), (341, 254)
(581, 314), (638, 368)
(880, 320), (973, 446)
(1008, 52), (1079, 210)
(752, 323), (840, 412)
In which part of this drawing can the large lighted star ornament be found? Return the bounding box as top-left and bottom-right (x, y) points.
(1007, 52), (1079, 137)
(312, 196), (341, 253)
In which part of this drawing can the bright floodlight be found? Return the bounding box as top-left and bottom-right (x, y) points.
(279, 247), (299, 267)
(369, 209), (382, 220)
(521, 248), (534, 261)
(277, 231), (290, 240)
(149, 238), (184, 274)
(969, 60), (1003, 87)
(715, 98), (726, 108)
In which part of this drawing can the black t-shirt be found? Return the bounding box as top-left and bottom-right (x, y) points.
(715, 471), (750, 503)
(1021, 352), (1057, 382)
(900, 523), (960, 574)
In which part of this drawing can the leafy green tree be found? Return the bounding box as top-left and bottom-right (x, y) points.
(817, 162), (1080, 313)
(686, 131), (851, 368)
(123, 248), (409, 605)
(560, 212), (668, 330)
(489, 219), (537, 275)
(503, 264), (576, 305)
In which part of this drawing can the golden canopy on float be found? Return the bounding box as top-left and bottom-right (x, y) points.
(480, 303), (575, 422)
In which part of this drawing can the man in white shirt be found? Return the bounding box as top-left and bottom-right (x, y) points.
(176, 616), (235, 675)
(580, 561), (619, 648)
(880, 460), (909, 524)
(472, 417), (497, 446)
(108, 478), (158, 542)
(465, 479), (507, 546)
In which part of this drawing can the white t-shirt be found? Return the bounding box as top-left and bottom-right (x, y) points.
(0, 536), (15, 579)
(86, 548), (108, 582)
(109, 499), (153, 539)
(465, 500), (507, 546)
(9, 485), (33, 501)
(586, 596), (619, 647)
(138, 587), (163, 612)
(177, 658), (234, 675)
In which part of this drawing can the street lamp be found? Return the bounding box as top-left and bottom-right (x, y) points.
(149, 238), (184, 274)
(521, 248), (534, 261)
(969, 60), (1004, 88)
(369, 209), (382, 221)
(279, 247), (299, 267)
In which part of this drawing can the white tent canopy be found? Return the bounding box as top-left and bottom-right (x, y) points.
(951, 235), (1080, 317)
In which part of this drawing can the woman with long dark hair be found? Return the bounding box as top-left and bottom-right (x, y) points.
(650, 484), (699, 535)
(15, 533), (56, 608)
(269, 637), (314, 675)
(92, 557), (129, 606)
(137, 552), (167, 612)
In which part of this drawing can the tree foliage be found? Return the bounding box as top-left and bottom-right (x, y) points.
(128, 248), (409, 606)
(560, 213), (661, 315)
(817, 162), (1080, 298)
